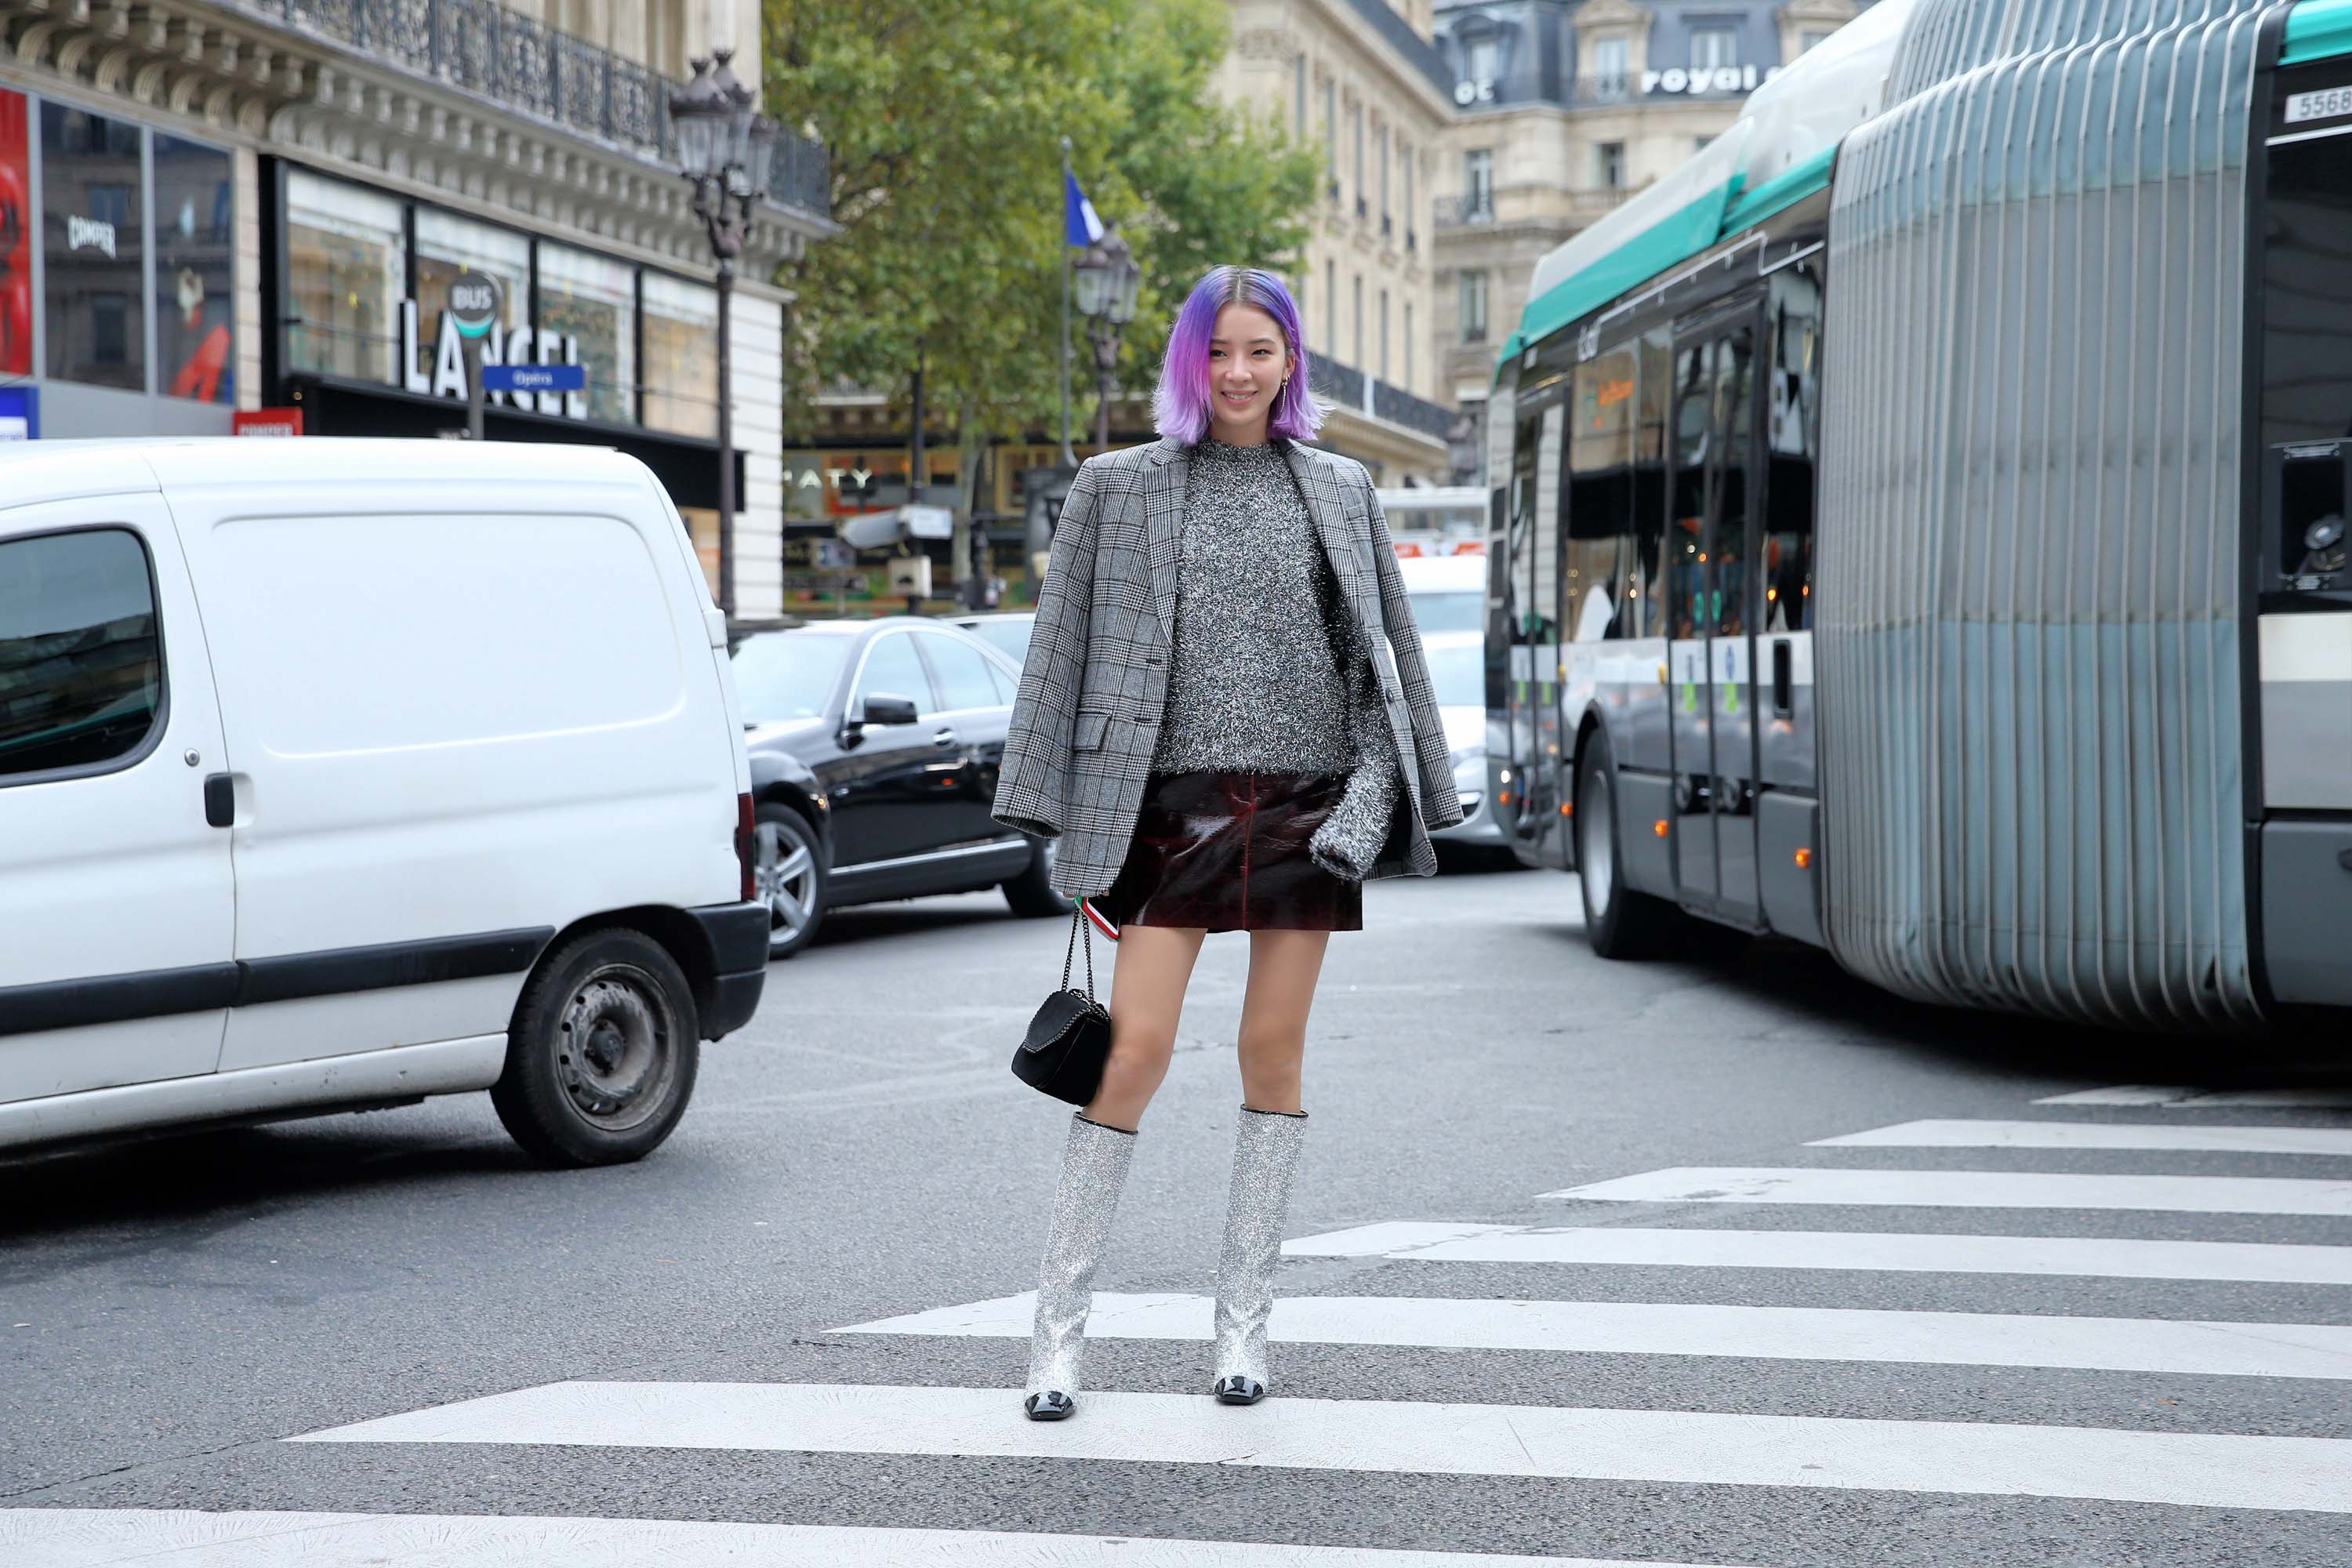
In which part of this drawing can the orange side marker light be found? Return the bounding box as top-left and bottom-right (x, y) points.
(1795, 847), (1813, 869)
(1653, 820), (1670, 838)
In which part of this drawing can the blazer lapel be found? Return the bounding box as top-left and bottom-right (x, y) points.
(1144, 437), (1186, 651)
(1279, 441), (1372, 633)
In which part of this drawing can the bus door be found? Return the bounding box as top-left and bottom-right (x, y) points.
(1501, 396), (1566, 862)
(1666, 312), (1763, 923)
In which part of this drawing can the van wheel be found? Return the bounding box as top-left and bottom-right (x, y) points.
(1002, 836), (1075, 918)
(492, 929), (701, 1167)
(754, 801), (827, 959)
(1576, 729), (1677, 960)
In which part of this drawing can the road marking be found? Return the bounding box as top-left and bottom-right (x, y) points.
(833, 1293), (2352, 1381)
(1283, 1221), (1525, 1256)
(1280, 1223), (2352, 1285)
(289, 1382), (2352, 1512)
(1541, 1167), (2352, 1217)
(2035, 1085), (2352, 1109)
(0, 1509), (1693, 1568)
(1813, 1120), (2352, 1156)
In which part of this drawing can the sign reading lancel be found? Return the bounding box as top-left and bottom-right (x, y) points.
(397, 297), (590, 419)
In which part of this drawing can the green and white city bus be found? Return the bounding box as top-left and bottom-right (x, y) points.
(1486, 0), (2352, 1033)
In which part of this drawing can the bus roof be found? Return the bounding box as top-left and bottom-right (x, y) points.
(2286, 0), (2352, 64)
(1498, 0), (1915, 376)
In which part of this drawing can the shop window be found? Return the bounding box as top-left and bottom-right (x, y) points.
(539, 242), (637, 426)
(285, 171), (405, 386)
(0, 89), (27, 380)
(42, 103), (145, 391)
(412, 209), (528, 398)
(153, 134), (234, 404)
(642, 272), (719, 438)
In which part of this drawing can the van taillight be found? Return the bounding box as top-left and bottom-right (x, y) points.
(735, 792), (757, 903)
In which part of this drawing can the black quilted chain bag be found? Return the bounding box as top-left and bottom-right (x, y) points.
(1011, 905), (1112, 1104)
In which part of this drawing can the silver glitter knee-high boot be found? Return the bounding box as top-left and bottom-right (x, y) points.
(1022, 1111), (1138, 1421)
(1210, 1105), (1308, 1404)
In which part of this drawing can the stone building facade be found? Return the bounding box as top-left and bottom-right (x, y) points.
(0, 0), (834, 619)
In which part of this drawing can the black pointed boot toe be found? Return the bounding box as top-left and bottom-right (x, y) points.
(1212, 1374), (1265, 1406)
(1023, 1389), (1076, 1421)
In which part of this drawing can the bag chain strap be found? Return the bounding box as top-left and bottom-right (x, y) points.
(1060, 904), (1098, 1003)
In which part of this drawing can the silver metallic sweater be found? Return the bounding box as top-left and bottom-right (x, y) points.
(1146, 437), (1402, 880)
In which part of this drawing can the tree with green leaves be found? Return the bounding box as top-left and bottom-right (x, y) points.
(764, 0), (1320, 596)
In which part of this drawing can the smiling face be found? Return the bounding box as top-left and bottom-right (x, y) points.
(1206, 302), (1292, 447)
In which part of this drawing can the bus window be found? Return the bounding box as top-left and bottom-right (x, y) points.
(1568, 346), (1639, 641)
(1711, 328), (1755, 639)
(1632, 328), (1673, 637)
(1765, 272), (1821, 631)
(1670, 341), (1713, 640)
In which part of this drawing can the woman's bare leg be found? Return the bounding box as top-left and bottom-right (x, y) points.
(1234, 929), (1330, 1113)
(1083, 924), (1207, 1131)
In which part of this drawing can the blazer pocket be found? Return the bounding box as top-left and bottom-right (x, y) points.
(1073, 710), (1112, 750)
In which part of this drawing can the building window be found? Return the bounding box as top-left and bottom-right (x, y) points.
(1598, 141), (1626, 189)
(41, 103), (146, 392)
(540, 242), (637, 425)
(1466, 35), (1500, 87)
(1800, 29), (1836, 53)
(1353, 102), (1364, 199)
(1403, 144), (1415, 238)
(1353, 274), (1364, 367)
(1590, 34), (1629, 88)
(641, 272), (719, 438)
(1323, 78), (1338, 201)
(1691, 27), (1738, 71)
(1464, 148), (1494, 221)
(1295, 55), (1307, 136)
(285, 169), (405, 386)
(1325, 259), (1337, 357)
(1379, 288), (1390, 379)
(1404, 301), (1414, 387)
(1461, 270), (1489, 344)
(153, 135), (234, 405)
(412, 209), (529, 390)
(1380, 125), (1391, 226)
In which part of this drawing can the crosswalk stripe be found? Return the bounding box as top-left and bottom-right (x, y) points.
(833, 1293), (2352, 1380)
(0, 1508), (1693, 1568)
(289, 1381), (2352, 1512)
(1813, 1119), (2352, 1156)
(1541, 1167), (2352, 1216)
(1280, 1223), (2352, 1284)
(2035, 1085), (2352, 1108)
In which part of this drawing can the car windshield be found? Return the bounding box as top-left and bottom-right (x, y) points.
(1421, 639), (1483, 707)
(1410, 591), (1483, 634)
(731, 632), (854, 724)
(967, 619), (1033, 667)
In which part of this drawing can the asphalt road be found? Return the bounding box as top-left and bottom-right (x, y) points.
(3, 856), (2347, 1566)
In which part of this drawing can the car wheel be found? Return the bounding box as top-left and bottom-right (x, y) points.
(492, 927), (701, 1167)
(754, 801), (827, 960)
(1576, 728), (1676, 960)
(1001, 835), (1076, 918)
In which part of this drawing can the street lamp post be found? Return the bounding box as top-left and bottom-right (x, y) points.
(1073, 230), (1141, 453)
(669, 47), (776, 621)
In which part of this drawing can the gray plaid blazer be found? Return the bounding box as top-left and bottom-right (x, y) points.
(990, 435), (1465, 899)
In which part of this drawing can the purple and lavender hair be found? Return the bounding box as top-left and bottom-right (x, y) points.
(1150, 266), (1326, 445)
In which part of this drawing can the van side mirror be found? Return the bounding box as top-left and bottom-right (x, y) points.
(858, 692), (920, 727)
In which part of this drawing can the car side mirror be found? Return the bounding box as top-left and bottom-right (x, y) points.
(858, 692), (920, 727)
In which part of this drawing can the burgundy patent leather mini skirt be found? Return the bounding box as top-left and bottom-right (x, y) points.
(1098, 768), (1363, 933)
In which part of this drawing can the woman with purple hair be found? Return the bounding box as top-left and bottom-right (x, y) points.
(991, 265), (1461, 1421)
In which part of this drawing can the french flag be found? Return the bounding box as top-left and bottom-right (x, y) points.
(1065, 170), (1105, 248)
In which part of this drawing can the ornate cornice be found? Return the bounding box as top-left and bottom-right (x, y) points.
(0, 0), (816, 280)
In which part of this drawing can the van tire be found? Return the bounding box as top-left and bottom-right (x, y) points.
(1002, 836), (1075, 918)
(1576, 728), (1677, 960)
(755, 801), (827, 960)
(492, 928), (702, 1167)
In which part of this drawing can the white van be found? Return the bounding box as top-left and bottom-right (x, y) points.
(0, 440), (767, 1167)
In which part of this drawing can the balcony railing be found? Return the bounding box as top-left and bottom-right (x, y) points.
(233, 0), (832, 220)
(1432, 194), (1494, 230)
(1309, 357), (1454, 442)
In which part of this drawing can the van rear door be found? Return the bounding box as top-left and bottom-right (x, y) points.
(0, 495), (237, 1118)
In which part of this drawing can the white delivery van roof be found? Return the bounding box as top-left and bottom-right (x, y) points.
(0, 437), (662, 510)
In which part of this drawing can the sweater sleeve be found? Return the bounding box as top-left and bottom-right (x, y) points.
(1308, 594), (1403, 881)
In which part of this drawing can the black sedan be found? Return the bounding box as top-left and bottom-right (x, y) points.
(731, 617), (1071, 958)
